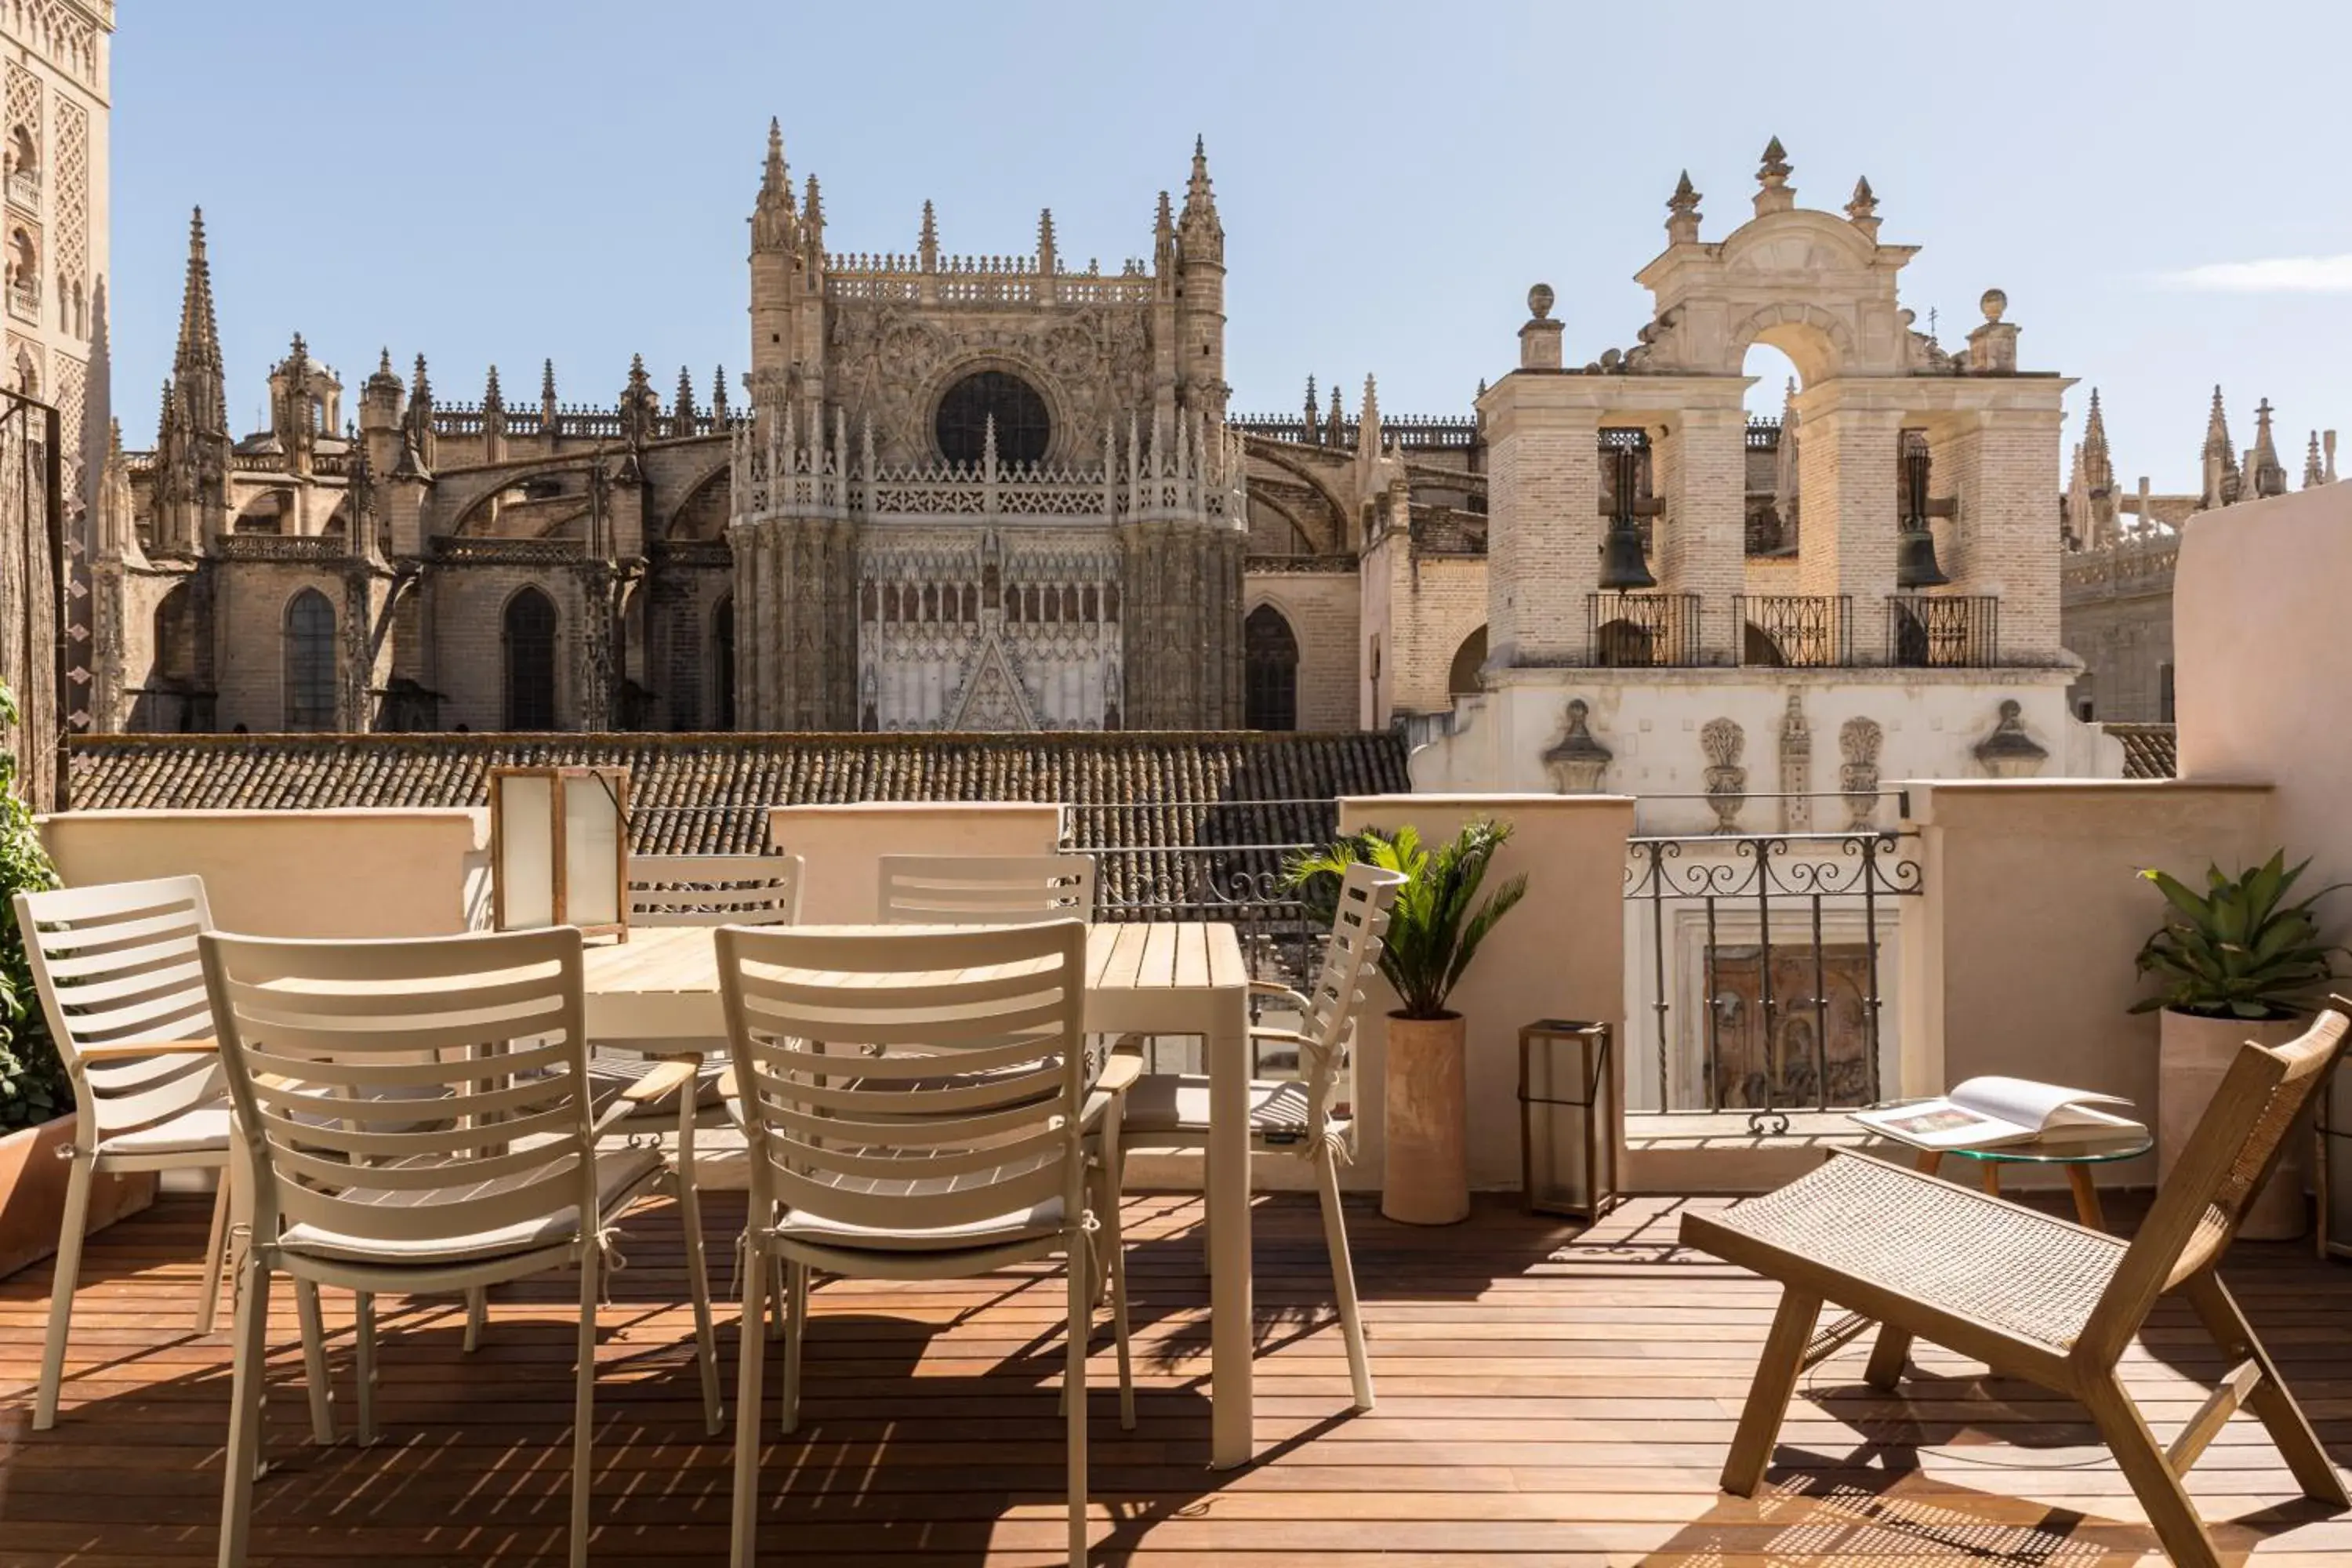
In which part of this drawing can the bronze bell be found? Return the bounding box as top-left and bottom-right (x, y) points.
(1895, 523), (1950, 589)
(1597, 518), (1657, 590)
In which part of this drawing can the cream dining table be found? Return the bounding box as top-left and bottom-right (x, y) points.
(583, 919), (1259, 1471)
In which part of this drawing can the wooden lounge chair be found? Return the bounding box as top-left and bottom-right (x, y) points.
(1681, 1009), (2351, 1568)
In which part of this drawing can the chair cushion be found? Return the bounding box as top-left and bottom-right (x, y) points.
(774, 1195), (1067, 1254)
(1687, 1152), (2128, 1351)
(99, 1105), (233, 1157)
(1120, 1074), (1322, 1142)
(277, 1145), (664, 1265)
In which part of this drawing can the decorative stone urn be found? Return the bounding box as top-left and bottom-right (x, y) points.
(2158, 1008), (2312, 1240)
(1383, 1013), (1471, 1225)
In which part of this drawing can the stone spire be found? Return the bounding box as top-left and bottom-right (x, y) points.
(801, 171), (825, 255)
(366, 347), (401, 398)
(1773, 376), (1800, 528)
(1323, 375), (1345, 445)
(675, 364), (696, 428)
(1180, 136), (1225, 263)
(2081, 387), (2112, 492)
(919, 198), (938, 271)
(169, 207), (226, 438)
(1665, 169), (1702, 245)
(2201, 386), (2240, 509)
(482, 362), (503, 415)
(711, 365), (730, 424)
(398, 352), (437, 474)
(1302, 373), (1318, 440)
(1845, 176), (1880, 241)
(540, 358), (558, 421)
(1152, 189), (1175, 270)
(1754, 136), (1795, 216)
(1036, 208), (1057, 274)
(2308, 430), (2327, 489)
(622, 351), (658, 444)
(2249, 397), (2288, 499)
(751, 118), (797, 253)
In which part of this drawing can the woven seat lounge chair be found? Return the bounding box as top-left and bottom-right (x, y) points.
(1682, 1009), (2351, 1568)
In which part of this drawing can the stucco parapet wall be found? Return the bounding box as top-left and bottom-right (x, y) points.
(1480, 662), (2082, 690)
(39, 806), (489, 843)
(1899, 777), (2274, 827)
(1338, 791), (1639, 818)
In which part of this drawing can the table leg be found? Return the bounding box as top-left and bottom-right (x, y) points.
(1980, 1161), (2002, 1196)
(1915, 1149), (1942, 1176)
(1206, 989), (1253, 1471)
(2067, 1164), (2107, 1231)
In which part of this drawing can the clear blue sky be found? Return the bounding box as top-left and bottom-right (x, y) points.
(111, 0), (2351, 491)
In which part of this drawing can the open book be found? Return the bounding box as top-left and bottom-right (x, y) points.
(1851, 1076), (2142, 1152)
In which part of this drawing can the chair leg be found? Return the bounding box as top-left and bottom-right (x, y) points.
(1065, 1229), (1091, 1568)
(463, 1287), (488, 1353)
(2082, 1370), (2224, 1568)
(33, 1155), (93, 1431)
(730, 1235), (768, 1568)
(2183, 1272), (2350, 1506)
(676, 1170), (724, 1436)
(570, 1243), (601, 1568)
(1720, 1286), (1822, 1497)
(216, 1251), (271, 1568)
(294, 1278), (335, 1445)
(1315, 1145), (1374, 1412)
(1096, 1119), (1135, 1431)
(779, 1259), (808, 1436)
(1863, 1324), (1914, 1392)
(196, 1171), (233, 1335)
(353, 1290), (379, 1447)
(768, 1252), (786, 1342)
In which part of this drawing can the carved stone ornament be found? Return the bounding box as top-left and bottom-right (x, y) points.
(1700, 717), (1746, 832)
(1777, 688), (1812, 831)
(1973, 698), (2049, 779)
(1838, 716), (1883, 830)
(1541, 698), (1613, 794)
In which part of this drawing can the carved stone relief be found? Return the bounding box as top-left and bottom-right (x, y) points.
(1838, 717), (1883, 830)
(1777, 689), (1811, 831)
(1701, 717), (1746, 832)
(1541, 698), (1612, 794)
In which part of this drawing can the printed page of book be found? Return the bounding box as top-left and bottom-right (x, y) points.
(1949, 1076), (2129, 1133)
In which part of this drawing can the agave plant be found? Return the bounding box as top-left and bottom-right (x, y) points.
(1283, 820), (1528, 1022)
(2132, 851), (2345, 1021)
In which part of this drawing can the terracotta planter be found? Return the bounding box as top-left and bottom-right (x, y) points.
(2158, 1008), (2310, 1241)
(0, 1112), (156, 1281)
(1383, 1012), (1469, 1225)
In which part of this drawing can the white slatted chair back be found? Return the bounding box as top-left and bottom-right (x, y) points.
(16, 877), (221, 1148)
(199, 927), (597, 1263)
(627, 852), (804, 927)
(877, 853), (1096, 926)
(719, 920), (1090, 1240)
(1297, 863), (1406, 1131)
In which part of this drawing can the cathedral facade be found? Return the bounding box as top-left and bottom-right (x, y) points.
(95, 126), (1247, 738)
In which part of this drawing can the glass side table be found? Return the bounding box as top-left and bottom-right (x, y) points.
(1855, 1099), (2151, 1232)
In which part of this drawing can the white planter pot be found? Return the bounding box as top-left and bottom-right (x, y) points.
(2158, 1008), (2311, 1241)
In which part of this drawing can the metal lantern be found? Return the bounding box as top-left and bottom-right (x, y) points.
(1518, 1020), (1621, 1221)
(488, 765), (631, 940)
(2317, 1052), (2352, 1261)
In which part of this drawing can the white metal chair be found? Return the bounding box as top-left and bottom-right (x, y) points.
(16, 875), (235, 1431)
(200, 925), (720, 1568)
(718, 919), (1133, 1568)
(625, 851), (802, 928)
(1108, 861), (1404, 1411)
(877, 851), (1096, 924)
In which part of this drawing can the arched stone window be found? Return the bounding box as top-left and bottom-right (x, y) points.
(713, 595), (735, 730)
(503, 586), (557, 730)
(282, 588), (336, 731)
(1447, 626), (1487, 697)
(1243, 604), (1299, 731)
(935, 370), (1050, 466)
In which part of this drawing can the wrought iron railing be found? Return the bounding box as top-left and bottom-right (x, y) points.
(1737, 594), (1851, 667)
(1625, 827), (1922, 1131)
(1588, 591), (1704, 667)
(1887, 593), (1998, 668)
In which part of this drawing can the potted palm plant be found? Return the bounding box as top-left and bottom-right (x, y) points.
(2133, 851), (2343, 1240)
(1287, 821), (1526, 1225)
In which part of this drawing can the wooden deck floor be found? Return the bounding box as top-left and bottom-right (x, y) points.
(7, 1188), (2352, 1564)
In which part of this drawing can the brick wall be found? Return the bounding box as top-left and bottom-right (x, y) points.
(425, 567), (583, 732)
(1243, 569), (1359, 731)
(1485, 396), (1598, 666)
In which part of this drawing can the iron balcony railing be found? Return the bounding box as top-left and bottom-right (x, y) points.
(1625, 825), (1923, 1132)
(1888, 593), (1999, 668)
(1588, 592), (1705, 667)
(1736, 594), (1851, 667)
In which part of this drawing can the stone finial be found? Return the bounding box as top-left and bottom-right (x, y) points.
(1519, 283), (1564, 370)
(1036, 208), (1057, 272)
(2247, 396), (2288, 498)
(752, 118), (797, 253)
(541, 358), (557, 408)
(482, 363), (503, 412)
(1542, 699), (1613, 794)
(1323, 376), (1345, 444)
(1980, 288), (2006, 324)
(2307, 430), (2325, 489)
(675, 364), (696, 423)
(174, 206), (223, 377)
(1845, 176), (1880, 241)
(919, 199), (939, 270)
(1665, 169), (1702, 245)
(410, 353), (432, 403)
(1973, 699), (2049, 779)
(1754, 136), (1795, 214)
(710, 365), (730, 422)
(2327, 429), (2339, 485)
(1964, 289), (2018, 374)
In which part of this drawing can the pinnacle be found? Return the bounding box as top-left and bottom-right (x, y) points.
(542, 358), (557, 401)
(1669, 169), (1698, 207)
(377, 347), (393, 376)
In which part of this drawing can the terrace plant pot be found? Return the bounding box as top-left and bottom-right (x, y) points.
(0, 1113), (155, 1282)
(1382, 1011), (1470, 1225)
(2159, 1008), (2310, 1241)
